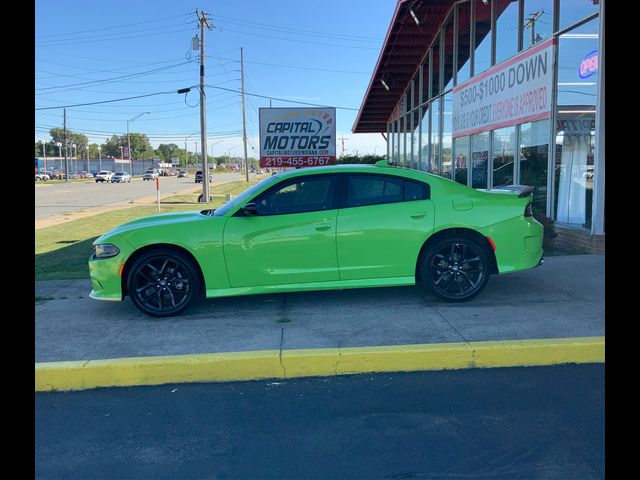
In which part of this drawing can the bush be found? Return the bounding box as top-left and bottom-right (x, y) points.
(533, 212), (557, 249)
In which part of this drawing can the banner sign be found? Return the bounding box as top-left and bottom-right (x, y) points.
(259, 107), (336, 168)
(452, 38), (555, 138)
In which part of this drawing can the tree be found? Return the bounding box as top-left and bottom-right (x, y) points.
(49, 128), (89, 157)
(335, 154), (386, 165)
(157, 143), (180, 162)
(101, 133), (152, 159)
(102, 135), (126, 158)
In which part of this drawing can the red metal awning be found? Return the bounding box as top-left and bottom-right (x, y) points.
(352, 0), (454, 133)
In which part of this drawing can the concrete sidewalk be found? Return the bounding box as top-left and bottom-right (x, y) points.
(35, 255), (605, 390)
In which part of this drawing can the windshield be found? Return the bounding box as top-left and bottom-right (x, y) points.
(214, 174), (281, 217)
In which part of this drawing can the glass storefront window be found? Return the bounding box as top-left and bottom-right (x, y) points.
(495, 0), (520, 64)
(456, 1), (472, 86)
(431, 38), (441, 97)
(559, 0), (599, 31)
(453, 136), (469, 185)
(443, 15), (455, 92)
(441, 93), (453, 179)
(394, 119), (400, 163)
(554, 16), (599, 229)
(402, 115), (408, 166)
(523, 0), (553, 49)
(419, 106), (429, 171)
(474, 0), (492, 75)
(430, 99), (441, 174)
(520, 119), (549, 214)
(421, 52), (430, 102)
(471, 131), (489, 189)
(492, 126), (515, 188)
(411, 109), (420, 170)
(387, 122), (396, 161)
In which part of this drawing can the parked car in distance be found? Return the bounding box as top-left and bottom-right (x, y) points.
(143, 169), (159, 181)
(35, 171), (50, 181)
(195, 170), (212, 183)
(89, 161), (544, 317)
(111, 171), (132, 183)
(178, 170), (188, 178)
(95, 171), (113, 183)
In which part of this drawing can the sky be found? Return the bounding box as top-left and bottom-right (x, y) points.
(35, 0), (396, 157)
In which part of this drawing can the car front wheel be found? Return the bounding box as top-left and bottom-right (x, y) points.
(126, 248), (200, 317)
(420, 236), (490, 302)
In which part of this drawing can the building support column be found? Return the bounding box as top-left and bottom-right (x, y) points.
(591, 0), (605, 236)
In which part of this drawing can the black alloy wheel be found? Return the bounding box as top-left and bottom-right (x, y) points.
(421, 236), (490, 302)
(127, 249), (199, 317)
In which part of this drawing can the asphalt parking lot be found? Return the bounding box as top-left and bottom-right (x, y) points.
(36, 364), (605, 480)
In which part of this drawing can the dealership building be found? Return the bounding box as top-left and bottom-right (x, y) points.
(353, 0), (604, 251)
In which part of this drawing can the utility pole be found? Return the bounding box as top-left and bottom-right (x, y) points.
(524, 10), (543, 47)
(196, 9), (214, 202)
(339, 135), (348, 157)
(63, 108), (69, 182)
(184, 139), (188, 168)
(241, 47), (249, 182)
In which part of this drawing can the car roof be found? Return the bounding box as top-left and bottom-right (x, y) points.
(269, 163), (444, 184)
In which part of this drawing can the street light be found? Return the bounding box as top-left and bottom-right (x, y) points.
(127, 112), (150, 177)
(40, 140), (47, 175)
(71, 144), (77, 175)
(98, 145), (102, 171)
(55, 142), (62, 170)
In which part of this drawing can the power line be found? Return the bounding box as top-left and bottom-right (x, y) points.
(216, 26), (378, 50)
(212, 14), (381, 41)
(205, 85), (359, 111)
(35, 88), (195, 110)
(36, 13), (191, 39)
(217, 56), (370, 75)
(36, 61), (193, 91)
(37, 26), (196, 48)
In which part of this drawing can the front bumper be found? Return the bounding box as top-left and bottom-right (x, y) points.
(88, 253), (126, 302)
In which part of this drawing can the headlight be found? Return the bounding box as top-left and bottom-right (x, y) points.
(94, 244), (120, 259)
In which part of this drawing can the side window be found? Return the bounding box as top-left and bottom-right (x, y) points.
(346, 175), (430, 207)
(347, 175), (403, 207)
(404, 179), (430, 201)
(255, 176), (336, 215)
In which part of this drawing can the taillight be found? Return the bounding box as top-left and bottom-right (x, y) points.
(524, 202), (533, 217)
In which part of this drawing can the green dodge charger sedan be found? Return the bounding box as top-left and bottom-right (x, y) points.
(89, 161), (544, 317)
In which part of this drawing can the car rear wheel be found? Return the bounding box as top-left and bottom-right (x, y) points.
(420, 236), (490, 302)
(126, 248), (199, 317)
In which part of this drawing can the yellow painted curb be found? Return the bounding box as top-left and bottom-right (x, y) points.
(35, 336), (604, 392)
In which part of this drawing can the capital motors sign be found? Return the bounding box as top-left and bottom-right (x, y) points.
(259, 107), (336, 168)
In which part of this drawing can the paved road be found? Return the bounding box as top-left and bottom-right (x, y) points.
(35, 172), (247, 220)
(35, 364), (605, 479)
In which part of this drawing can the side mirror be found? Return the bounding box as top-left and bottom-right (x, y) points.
(242, 203), (258, 216)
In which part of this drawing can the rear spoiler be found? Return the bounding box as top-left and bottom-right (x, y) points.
(496, 185), (535, 198)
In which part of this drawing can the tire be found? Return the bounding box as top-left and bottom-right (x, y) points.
(419, 236), (490, 302)
(126, 248), (200, 317)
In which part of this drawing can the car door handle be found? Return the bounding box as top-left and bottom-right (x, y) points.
(410, 213), (428, 219)
(315, 223), (332, 231)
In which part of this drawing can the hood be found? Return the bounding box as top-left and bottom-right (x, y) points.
(94, 210), (213, 244)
